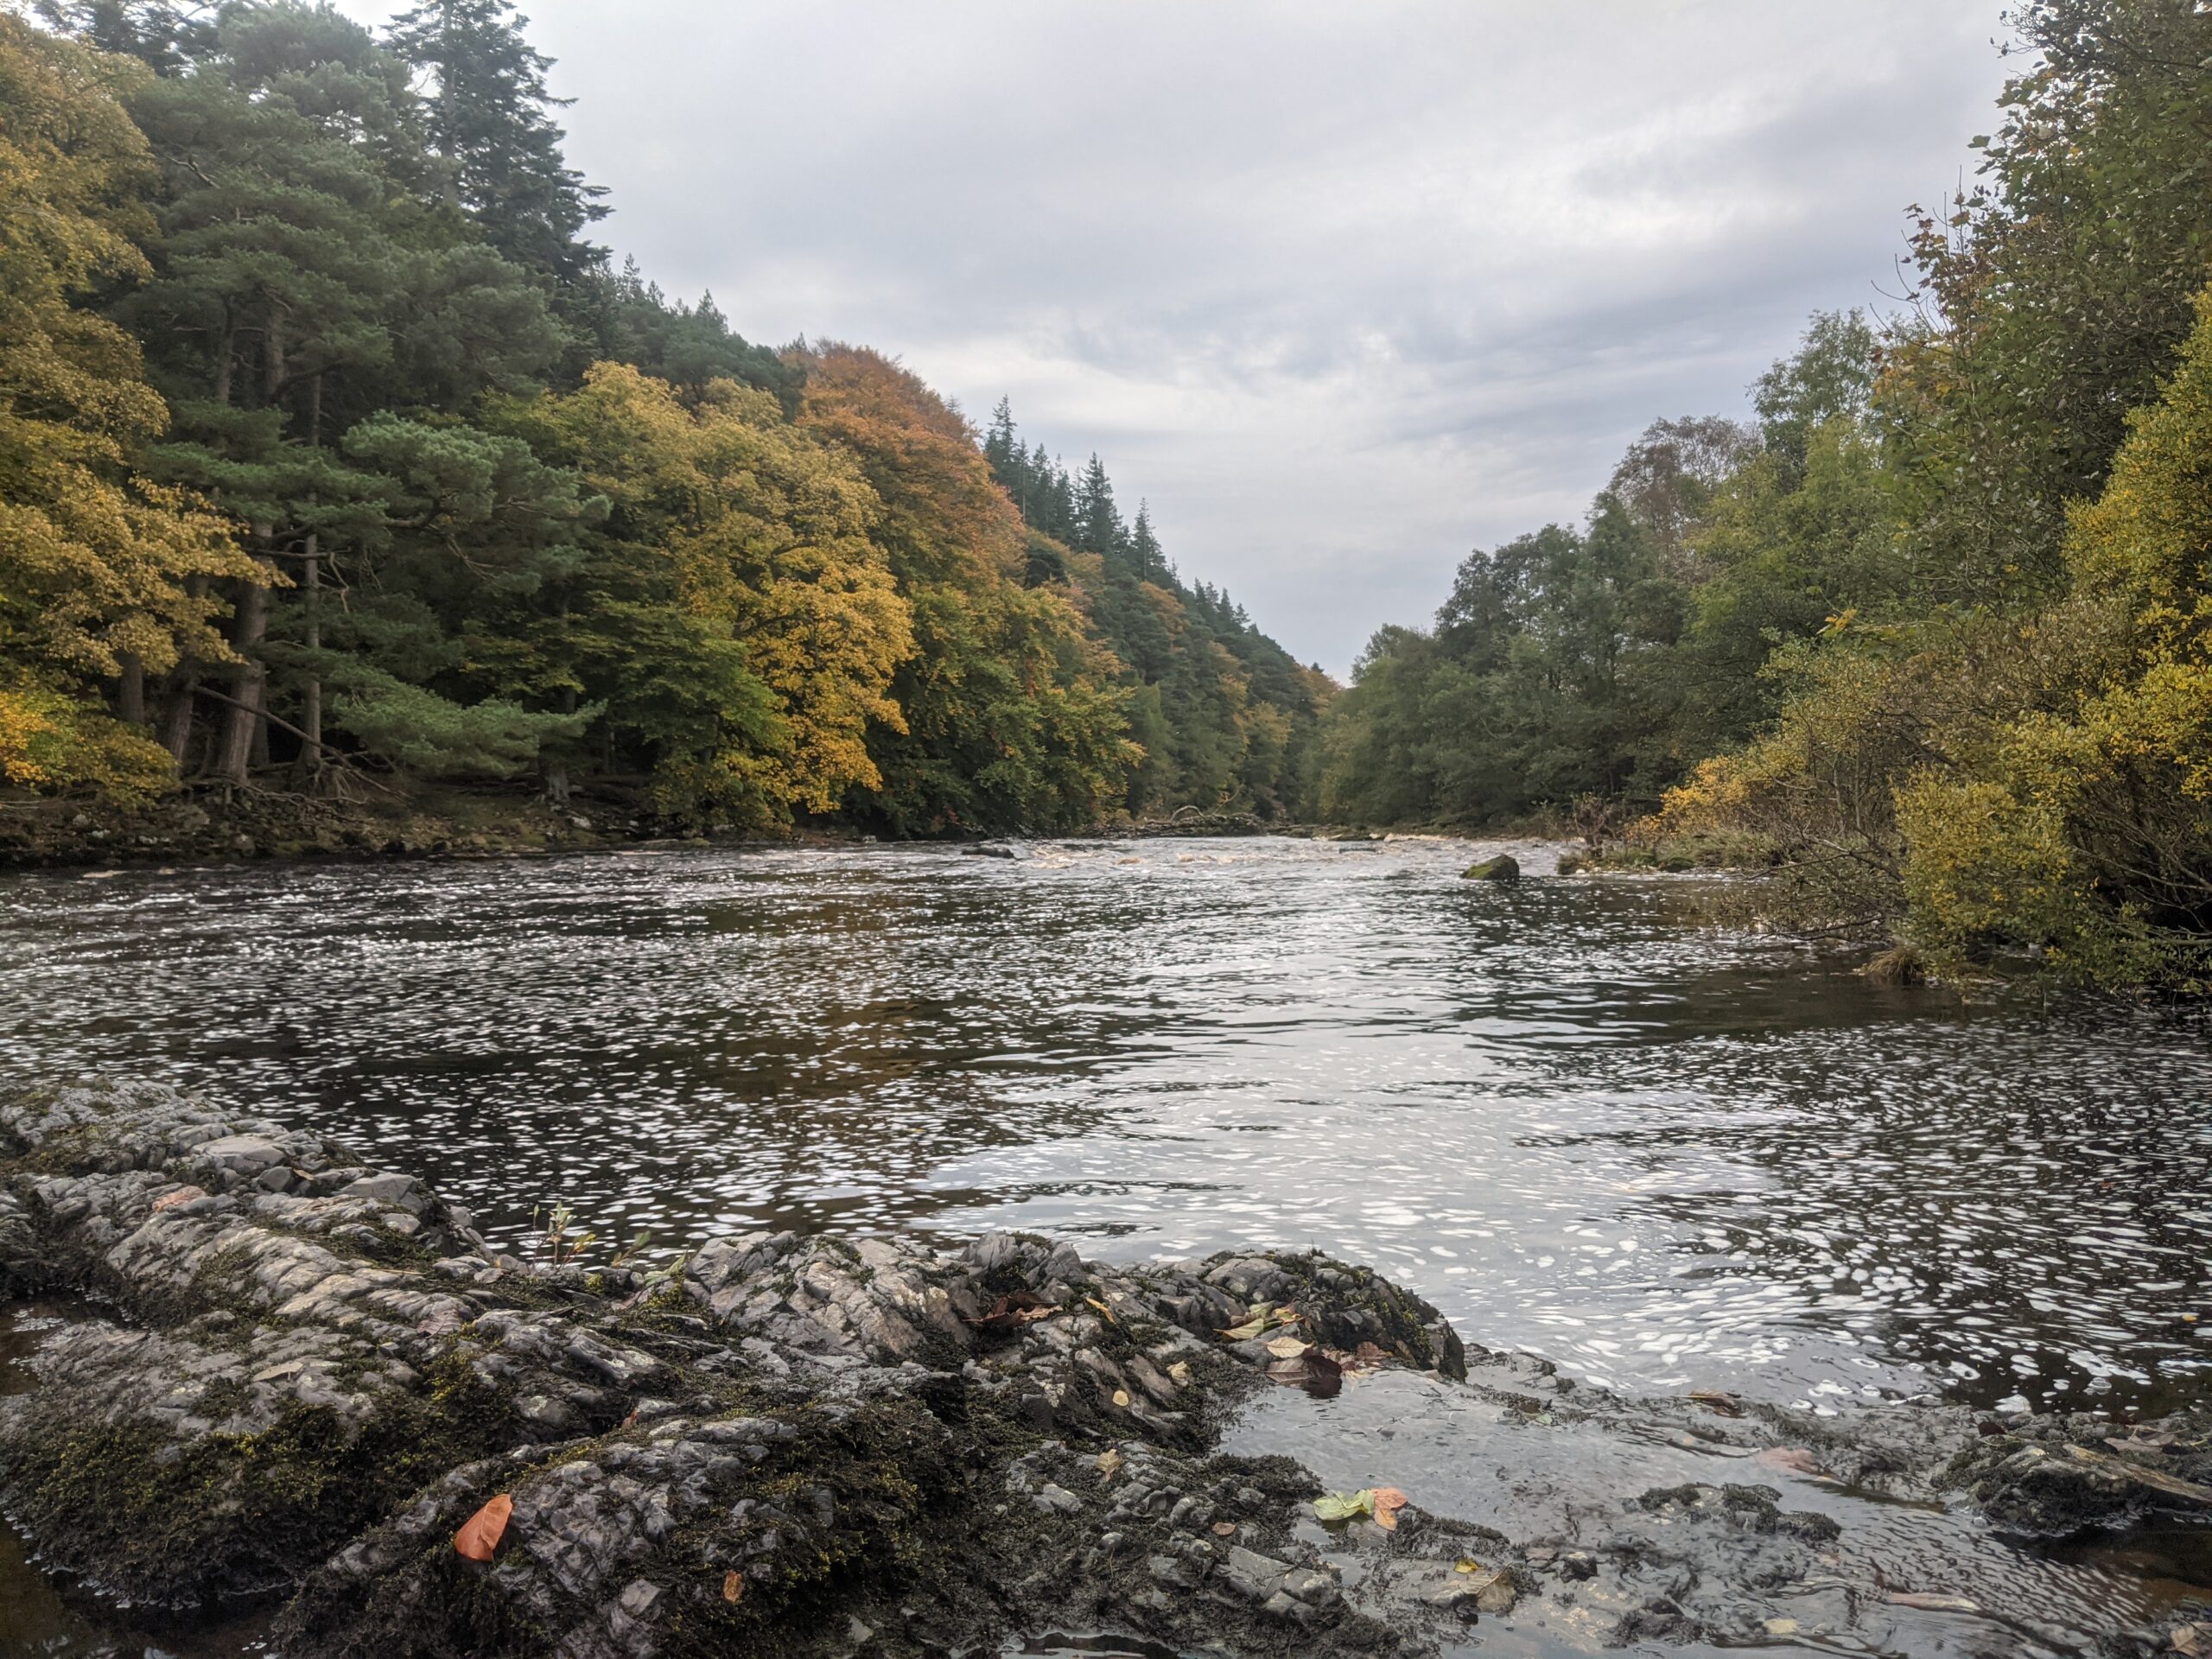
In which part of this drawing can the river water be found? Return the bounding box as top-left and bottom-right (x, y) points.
(5, 834), (2209, 1418)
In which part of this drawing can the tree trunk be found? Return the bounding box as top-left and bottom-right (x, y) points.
(297, 372), (324, 789)
(219, 543), (273, 786)
(162, 671), (198, 764)
(213, 316), (235, 406)
(543, 619), (575, 806)
(162, 576), (205, 764)
(264, 302), (286, 404)
(297, 536), (325, 789)
(117, 654), (145, 728)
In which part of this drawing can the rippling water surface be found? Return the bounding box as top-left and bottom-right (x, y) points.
(5, 835), (2209, 1416)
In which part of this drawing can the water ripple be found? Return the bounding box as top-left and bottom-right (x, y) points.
(3, 836), (2208, 1414)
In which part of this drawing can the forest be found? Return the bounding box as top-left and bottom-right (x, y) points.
(6, 0), (2208, 991)
(1322, 0), (2212, 990)
(0, 0), (1327, 838)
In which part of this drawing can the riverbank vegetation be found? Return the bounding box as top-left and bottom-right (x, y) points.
(0, 0), (1325, 836)
(1321, 0), (2212, 991)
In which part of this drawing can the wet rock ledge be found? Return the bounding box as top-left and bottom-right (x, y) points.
(2, 1082), (2208, 1659)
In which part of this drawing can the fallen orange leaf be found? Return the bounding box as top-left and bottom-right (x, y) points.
(1370, 1487), (1409, 1530)
(1755, 1446), (1825, 1478)
(722, 1568), (744, 1603)
(454, 1492), (512, 1561)
(150, 1186), (206, 1213)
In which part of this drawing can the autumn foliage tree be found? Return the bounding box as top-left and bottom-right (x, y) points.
(504, 363), (912, 825)
(0, 13), (258, 798)
(798, 346), (1137, 833)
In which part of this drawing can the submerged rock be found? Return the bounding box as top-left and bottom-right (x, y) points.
(0, 1079), (2200, 1658)
(1459, 854), (1519, 881)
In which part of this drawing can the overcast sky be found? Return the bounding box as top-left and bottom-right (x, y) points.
(340, 1), (2018, 677)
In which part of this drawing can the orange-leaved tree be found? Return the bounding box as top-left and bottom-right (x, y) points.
(798, 345), (1136, 833)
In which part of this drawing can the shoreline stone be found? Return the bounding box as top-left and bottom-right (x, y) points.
(0, 1078), (2202, 1657)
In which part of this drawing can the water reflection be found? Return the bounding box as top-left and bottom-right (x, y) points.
(3, 836), (2208, 1414)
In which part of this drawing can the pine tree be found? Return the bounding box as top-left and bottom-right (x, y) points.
(1072, 453), (1122, 557)
(983, 397), (1019, 477)
(1129, 500), (1162, 584)
(116, 2), (563, 783)
(386, 0), (607, 286)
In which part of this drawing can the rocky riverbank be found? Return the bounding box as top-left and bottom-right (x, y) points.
(0, 786), (700, 872)
(2, 1081), (2208, 1657)
(0, 789), (1303, 874)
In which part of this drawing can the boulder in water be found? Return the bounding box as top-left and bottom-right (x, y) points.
(1460, 855), (1519, 882)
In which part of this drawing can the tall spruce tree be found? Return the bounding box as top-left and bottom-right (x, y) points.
(385, 0), (607, 287)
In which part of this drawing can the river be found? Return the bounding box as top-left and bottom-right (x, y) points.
(6, 833), (2209, 1422)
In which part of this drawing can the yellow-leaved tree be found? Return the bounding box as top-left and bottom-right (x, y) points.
(1656, 284), (2212, 988)
(503, 363), (912, 823)
(795, 345), (1138, 833)
(0, 16), (259, 799)
(1894, 284), (2212, 987)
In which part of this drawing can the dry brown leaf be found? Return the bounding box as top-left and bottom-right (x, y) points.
(1085, 1294), (1116, 1325)
(1212, 1521), (1237, 1537)
(1264, 1335), (1311, 1360)
(454, 1492), (512, 1561)
(1755, 1446), (1826, 1478)
(150, 1185), (206, 1213)
(1167, 1361), (1192, 1384)
(1096, 1447), (1124, 1481)
(964, 1291), (1058, 1335)
(722, 1568), (744, 1603)
(1689, 1389), (1745, 1417)
(1324, 1344), (1382, 1379)
(1111, 1388), (1132, 1408)
(1370, 1487), (1409, 1530)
